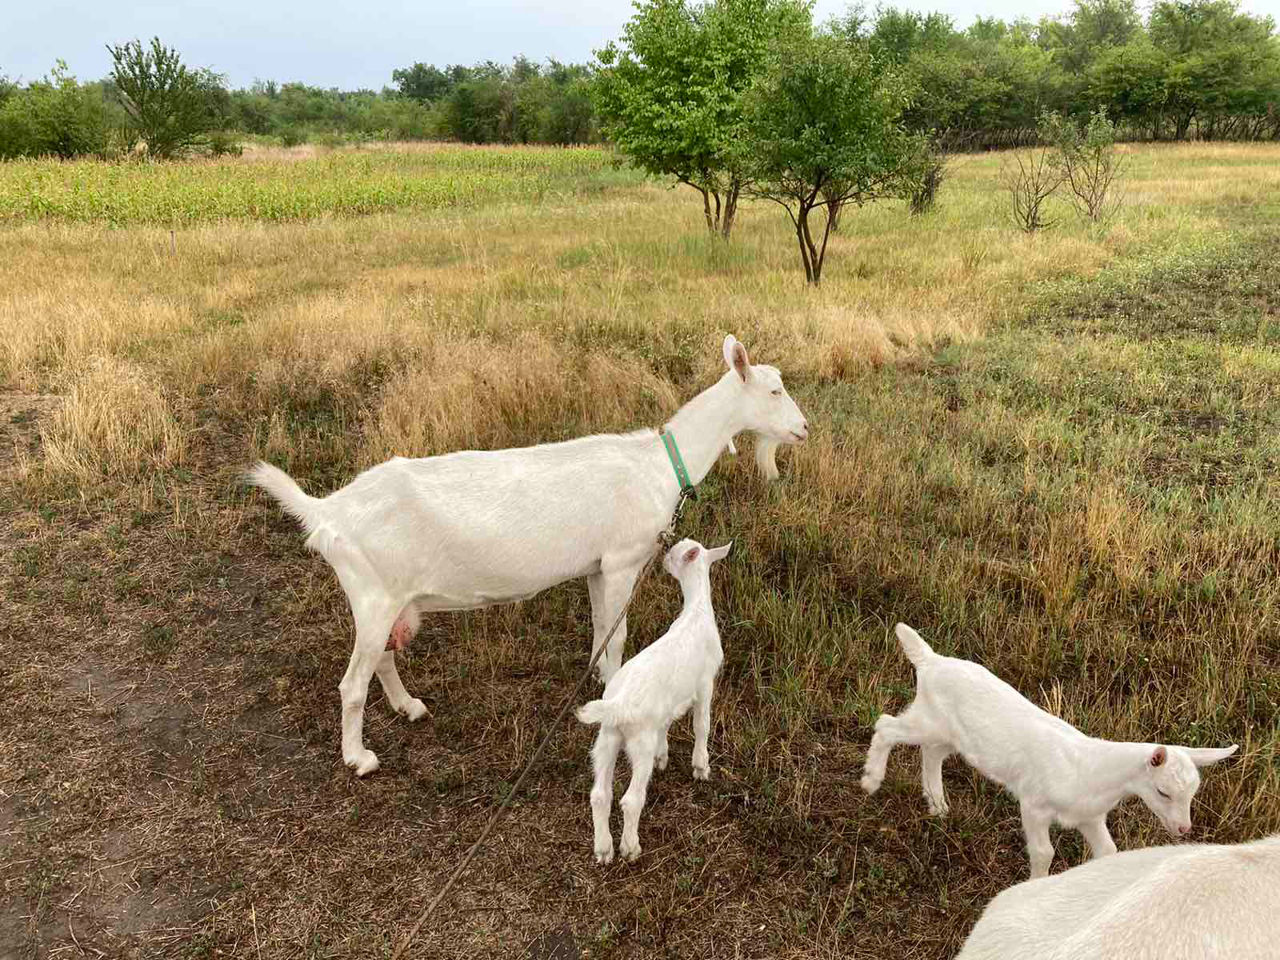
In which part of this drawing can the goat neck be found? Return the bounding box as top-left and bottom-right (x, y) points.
(663, 372), (744, 488)
(1077, 738), (1152, 807)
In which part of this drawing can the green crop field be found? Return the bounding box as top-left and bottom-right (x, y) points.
(0, 143), (639, 224)
(1, 141), (1278, 959)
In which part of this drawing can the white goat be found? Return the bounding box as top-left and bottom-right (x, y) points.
(861, 623), (1238, 878)
(958, 833), (1280, 959)
(576, 538), (731, 864)
(248, 335), (807, 776)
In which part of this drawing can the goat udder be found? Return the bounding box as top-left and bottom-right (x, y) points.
(386, 617), (413, 652)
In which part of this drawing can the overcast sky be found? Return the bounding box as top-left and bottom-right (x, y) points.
(5, 0), (1279, 91)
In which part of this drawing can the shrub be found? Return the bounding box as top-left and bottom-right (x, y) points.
(204, 129), (242, 156)
(0, 63), (113, 159)
(909, 147), (949, 216)
(1041, 107), (1126, 223)
(1000, 143), (1063, 233)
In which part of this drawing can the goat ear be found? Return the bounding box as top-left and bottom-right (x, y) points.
(682, 545), (701, 565)
(1185, 744), (1238, 767)
(1149, 746), (1167, 768)
(723, 334), (750, 381)
(706, 542), (733, 564)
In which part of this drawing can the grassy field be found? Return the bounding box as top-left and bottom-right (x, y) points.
(0, 143), (637, 224)
(1, 141), (1278, 959)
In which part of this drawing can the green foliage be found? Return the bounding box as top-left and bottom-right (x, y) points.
(107, 37), (227, 159)
(0, 62), (117, 160)
(737, 33), (924, 283)
(392, 62), (454, 102)
(595, 0), (811, 238)
(833, 0), (1279, 147)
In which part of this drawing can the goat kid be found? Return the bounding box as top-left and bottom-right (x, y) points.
(861, 623), (1237, 878)
(958, 833), (1280, 959)
(248, 335), (806, 776)
(576, 538), (730, 864)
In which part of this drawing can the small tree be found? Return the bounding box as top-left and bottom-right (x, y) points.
(737, 34), (923, 284)
(107, 37), (225, 158)
(1042, 107), (1125, 223)
(594, 0), (811, 240)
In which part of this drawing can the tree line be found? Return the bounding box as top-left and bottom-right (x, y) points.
(1, 0), (1276, 161)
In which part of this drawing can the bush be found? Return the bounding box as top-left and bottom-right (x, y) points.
(1000, 142), (1064, 233)
(1041, 107), (1126, 223)
(277, 126), (308, 147)
(0, 63), (114, 159)
(909, 148), (949, 216)
(204, 129), (242, 156)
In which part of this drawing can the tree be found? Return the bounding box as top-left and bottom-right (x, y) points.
(392, 62), (454, 102)
(594, 0), (811, 240)
(737, 34), (924, 284)
(107, 37), (225, 158)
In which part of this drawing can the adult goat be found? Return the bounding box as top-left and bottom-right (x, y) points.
(248, 335), (808, 775)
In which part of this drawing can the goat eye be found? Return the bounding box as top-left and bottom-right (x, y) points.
(771, 389), (782, 397)
(1156, 789), (1171, 800)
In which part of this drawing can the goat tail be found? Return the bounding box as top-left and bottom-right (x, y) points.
(575, 699), (614, 727)
(246, 461), (324, 535)
(894, 622), (936, 667)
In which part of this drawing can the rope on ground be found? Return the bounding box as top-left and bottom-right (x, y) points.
(390, 490), (694, 960)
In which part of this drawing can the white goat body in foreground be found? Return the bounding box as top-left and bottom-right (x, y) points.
(958, 833), (1280, 959)
(248, 336), (807, 776)
(576, 538), (731, 863)
(861, 623), (1237, 878)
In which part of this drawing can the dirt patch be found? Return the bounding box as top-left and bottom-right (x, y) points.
(0, 392), (59, 470)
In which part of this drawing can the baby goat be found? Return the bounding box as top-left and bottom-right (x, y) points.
(576, 538), (731, 864)
(861, 623), (1237, 878)
(249, 335), (806, 776)
(958, 833), (1280, 959)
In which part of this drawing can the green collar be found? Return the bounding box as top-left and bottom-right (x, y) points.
(660, 427), (696, 498)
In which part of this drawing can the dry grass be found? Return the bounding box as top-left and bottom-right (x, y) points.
(1, 141), (1278, 960)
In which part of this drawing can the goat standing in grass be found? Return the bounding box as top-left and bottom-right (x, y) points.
(577, 538), (731, 863)
(248, 336), (807, 776)
(861, 623), (1238, 878)
(958, 833), (1280, 959)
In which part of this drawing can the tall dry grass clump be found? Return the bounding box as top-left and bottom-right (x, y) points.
(360, 332), (681, 464)
(37, 356), (186, 481)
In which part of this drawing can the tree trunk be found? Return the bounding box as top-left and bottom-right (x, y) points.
(797, 201), (824, 285)
(794, 213), (814, 284)
(828, 199), (845, 233)
(813, 202), (836, 284)
(720, 183), (740, 241)
(700, 187), (715, 234)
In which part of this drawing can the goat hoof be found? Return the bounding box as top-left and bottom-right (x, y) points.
(656, 754), (668, 772)
(402, 698), (428, 722)
(860, 773), (881, 794)
(620, 839), (641, 861)
(928, 799), (949, 817)
(347, 750), (380, 777)
(692, 764), (709, 781)
(594, 845), (614, 865)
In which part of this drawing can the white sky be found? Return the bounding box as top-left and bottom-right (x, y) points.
(4, 0), (1279, 90)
